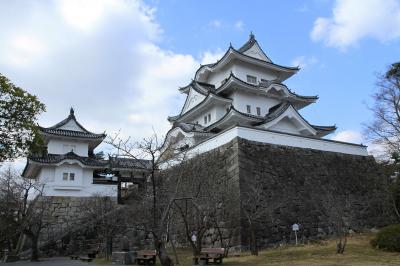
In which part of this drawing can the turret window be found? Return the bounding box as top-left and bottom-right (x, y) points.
(246, 105), (251, 113)
(247, 75), (257, 84)
(62, 172), (75, 181)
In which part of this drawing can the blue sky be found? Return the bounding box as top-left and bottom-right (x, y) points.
(0, 0), (399, 157)
(151, 0), (400, 145)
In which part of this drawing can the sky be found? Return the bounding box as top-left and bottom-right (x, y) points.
(1, 0), (400, 163)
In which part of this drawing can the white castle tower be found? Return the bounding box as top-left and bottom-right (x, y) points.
(22, 108), (149, 199)
(164, 33), (367, 156)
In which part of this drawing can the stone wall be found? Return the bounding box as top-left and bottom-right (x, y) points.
(39, 137), (396, 254)
(236, 137), (396, 247)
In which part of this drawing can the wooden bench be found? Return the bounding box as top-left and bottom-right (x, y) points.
(79, 256), (93, 262)
(193, 248), (225, 265)
(69, 255), (79, 260)
(136, 249), (157, 265)
(87, 250), (98, 259)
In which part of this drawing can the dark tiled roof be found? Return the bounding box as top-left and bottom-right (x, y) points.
(39, 127), (106, 139)
(40, 108), (106, 139)
(109, 157), (152, 170)
(311, 125), (337, 132)
(216, 73), (318, 101)
(196, 81), (215, 92)
(29, 152), (108, 166)
(28, 152), (151, 169)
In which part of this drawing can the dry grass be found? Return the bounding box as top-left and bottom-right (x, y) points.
(157, 234), (400, 266)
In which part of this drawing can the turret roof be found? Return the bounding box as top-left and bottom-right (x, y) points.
(39, 108), (106, 140)
(22, 152), (151, 178)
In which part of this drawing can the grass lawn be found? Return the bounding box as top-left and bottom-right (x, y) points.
(157, 234), (400, 266)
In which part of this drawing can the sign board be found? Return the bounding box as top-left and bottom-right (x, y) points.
(292, 223), (299, 231)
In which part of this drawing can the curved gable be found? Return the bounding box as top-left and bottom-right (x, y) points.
(260, 105), (317, 136)
(242, 42), (271, 62)
(182, 88), (206, 114)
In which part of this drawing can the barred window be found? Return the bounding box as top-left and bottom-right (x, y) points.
(247, 75), (257, 84)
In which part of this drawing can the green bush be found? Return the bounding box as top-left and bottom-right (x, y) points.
(371, 224), (400, 252)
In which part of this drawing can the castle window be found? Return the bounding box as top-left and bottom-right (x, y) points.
(63, 172), (68, 181)
(208, 114), (211, 122)
(246, 105), (251, 113)
(256, 107), (261, 116)
(247, 75), (257, 84)
(204, 116), (207, 124)
(69, 173), (75, 181)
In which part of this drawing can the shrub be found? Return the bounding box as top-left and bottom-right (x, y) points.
(371, 224), (400, 252)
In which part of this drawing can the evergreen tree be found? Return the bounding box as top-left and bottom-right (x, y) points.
(0, 74), (45, 162)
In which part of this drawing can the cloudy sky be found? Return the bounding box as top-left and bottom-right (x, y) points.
(1, 0), (399, 158)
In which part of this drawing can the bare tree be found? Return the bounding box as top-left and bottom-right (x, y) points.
(241, 181), (265, 256)
(80, 196), (126, 260)
(172, 151), (239, 257)
(107, 133), (189, 266)
(365, 62), (400, 221)
(0, 166), (53, 261)
(365, 62), (400, 154)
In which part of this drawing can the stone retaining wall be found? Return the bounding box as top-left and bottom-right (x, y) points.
(236, 137), (396, 247)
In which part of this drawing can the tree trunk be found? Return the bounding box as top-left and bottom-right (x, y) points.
(249, 223), (258, 256)
(336, 234), (347, 254)
(155, 238), (174, 266)
(170, 238), (180, 265)
(30, 236), (39, 262)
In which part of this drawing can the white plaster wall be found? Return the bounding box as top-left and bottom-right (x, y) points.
(48, 139), (89, 156)
(230, 90), (280, 116)
(37, 163), (117, 197)
(188, 104), (230, 126)
(38, 167), (56, 183)
(233, 62), (278, 83)
(186, 126), (368, 157)
(206, 62), (234, 87)
(54, 163), (84, 186)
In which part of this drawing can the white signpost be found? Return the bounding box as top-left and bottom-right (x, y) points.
(292, 223), (299, 245)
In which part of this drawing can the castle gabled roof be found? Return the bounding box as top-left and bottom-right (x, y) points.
(179, 80), (215, 95)
(215, 72), (317, 108)
(238, 32), (272, 62)
(194, 36), (299, 82)
(39, 108), (106, 140)
(259, 102), (336, 137)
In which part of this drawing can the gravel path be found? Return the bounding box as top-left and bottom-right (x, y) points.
(0, 257), (124, 266)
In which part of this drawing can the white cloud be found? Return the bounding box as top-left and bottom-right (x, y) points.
(200, 49), (225, 65)
(291, 55), (318, 69)
(234, 20), (244, 31)
(310, 0), (400, 49)
(0, 0), (214, 146)
(208, 19), (245, 31)
(331, 130), (363, 144)
(209, 19), (222, 28)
